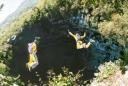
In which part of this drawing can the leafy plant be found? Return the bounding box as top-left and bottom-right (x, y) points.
(0, 74), (24, 86)
(119, 48), (128, 72)
(0, 63), (9, 74)
(46, 67), (86, 86)
(95, 61), (119, 82)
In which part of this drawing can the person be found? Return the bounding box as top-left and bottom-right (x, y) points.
(26, 39), (39, 71)
(68, 29), (95, 49)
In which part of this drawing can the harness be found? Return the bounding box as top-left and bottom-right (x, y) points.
(28, 43), (37, 54)
(27, 42), (38, 71)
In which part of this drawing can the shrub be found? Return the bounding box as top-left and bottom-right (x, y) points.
(122, 48), (128, 64)
(119, 48), (128, 72)
(0, 74), (24, 86)
(95, 61), (120, 82)
(46, 67), (86, 86)
(0, 63), (9, 75)
(98, 3), (128, 46)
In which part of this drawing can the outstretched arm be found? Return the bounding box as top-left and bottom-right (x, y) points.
(81, 32), (86, 39)
(68, 29), (75, 38)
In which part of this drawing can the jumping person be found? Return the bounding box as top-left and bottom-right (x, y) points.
(68, 29), (95, 49)
(26, 38), (39, 71)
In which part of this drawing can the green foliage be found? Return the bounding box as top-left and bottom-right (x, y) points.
(43, 0), (128, 31)
(122, 48), (128, 64)
(0, 48), (13, 65)
(0, 0), (127, 51)
(95, 61), (120, 82)
(0, 0), (127, 85)
(0, 0), (46, 51)
(0, 74), (24, 86)
(119, 48), (128, 72)
(46, 67), (85, 86)
(98, 12), (128, 46)
(0, 63), (9, 74)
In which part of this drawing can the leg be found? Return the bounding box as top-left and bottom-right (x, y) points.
(83, 42), (91, 48)
(30, 54), (39, 69)
(26, 54), (35, 71)
(26, 63), (31, 71)
(34, 54), (38, 62)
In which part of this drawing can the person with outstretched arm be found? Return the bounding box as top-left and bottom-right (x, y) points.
(68, 29), (95, 49)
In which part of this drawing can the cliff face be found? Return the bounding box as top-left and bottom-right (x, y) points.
(91, 69), (128, 86)
(0, 0), (127, 85)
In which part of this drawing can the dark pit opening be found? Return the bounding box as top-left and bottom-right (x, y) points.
(8, 22), (94, 85)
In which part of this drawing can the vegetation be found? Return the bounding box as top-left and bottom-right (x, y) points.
(0, 74), (24, 86)
(122, 48), (128, 64)
(119, 48), (128, 72)
(0, 63), (8, 74)
(94, 61), (120, 82)
(46, 67), (85, 86)
(98, 13), (128, 46)
(0, 0), (128, 85)
(0, 0), (47, 51)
